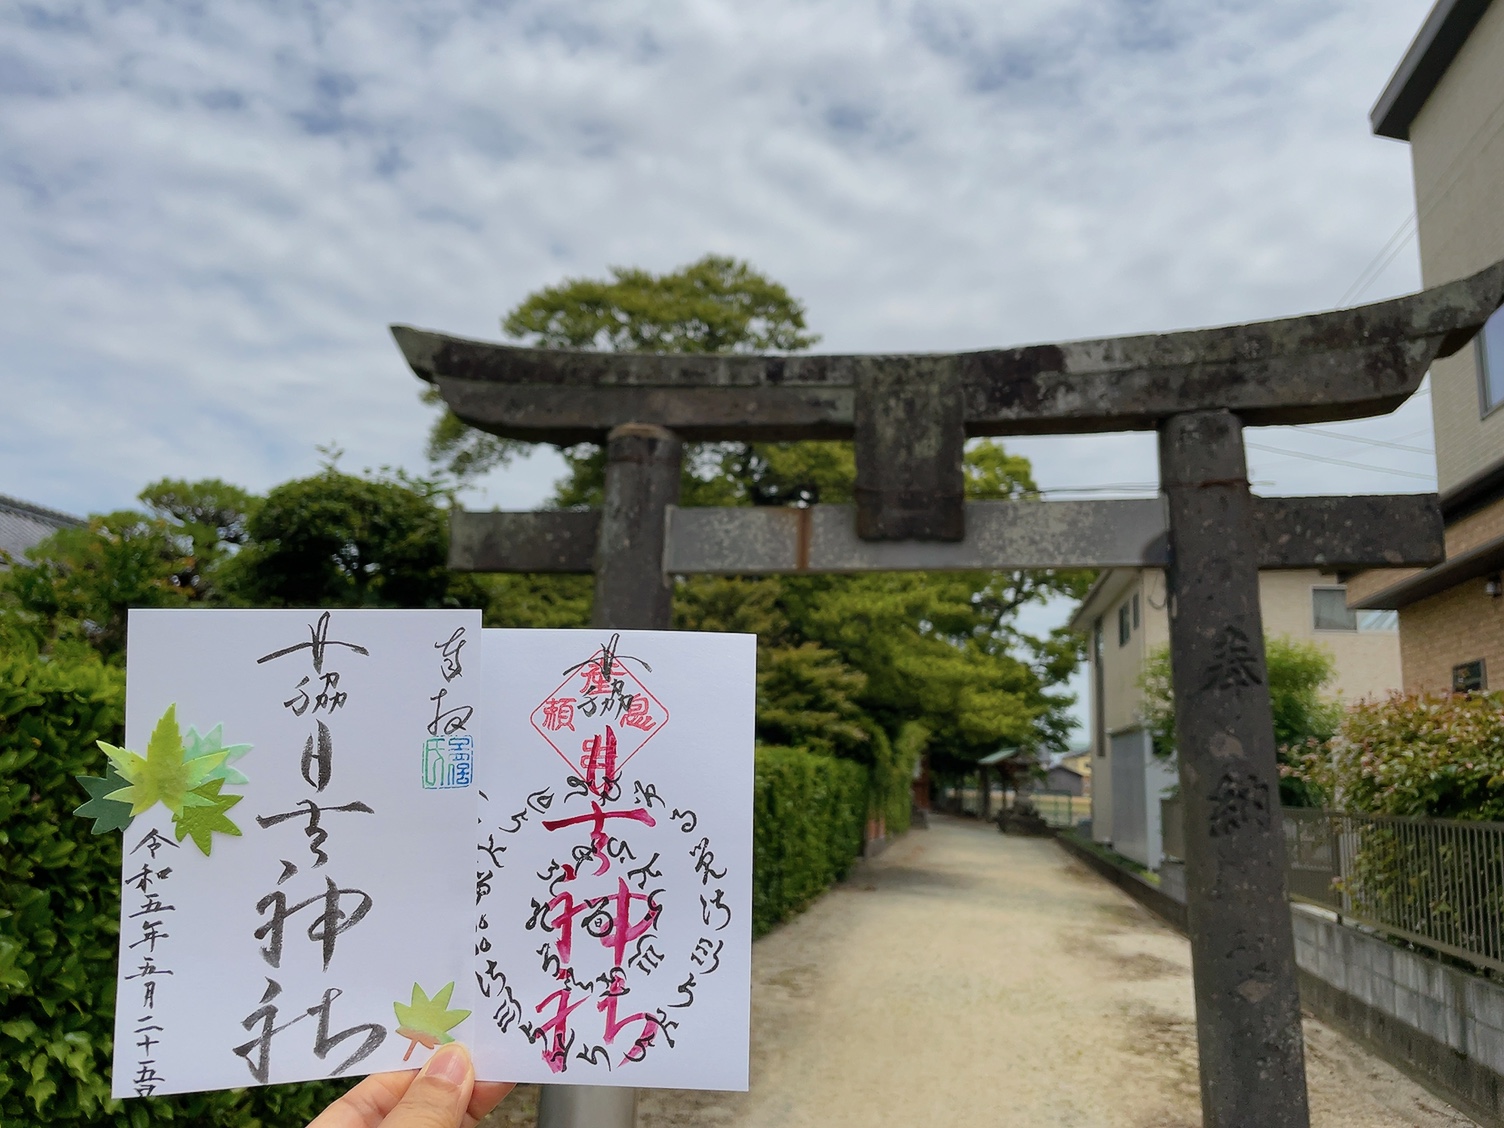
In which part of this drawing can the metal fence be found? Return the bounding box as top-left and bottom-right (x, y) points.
(1029, 790), (1090, 829)
(1282, 808), (1504, 975)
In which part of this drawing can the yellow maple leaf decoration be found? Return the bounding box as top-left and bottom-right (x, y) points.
(101, 704), (226, 817)
(394, 981), (470, 1061)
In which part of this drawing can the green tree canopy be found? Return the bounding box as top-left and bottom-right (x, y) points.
(0, 468), (491, 661)
(1140, 635), (1341, 805)
(216, 466), (482, 610)
(505, 254), (819, 354)
(420, 254), (1092, 777)
(425, 254), (819, 482)
(1, 510), (197, 660)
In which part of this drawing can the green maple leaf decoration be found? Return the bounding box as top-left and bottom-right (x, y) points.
(171, 777), (244, 855)
(394, 982), (470, 1061)
(101, 704), (226, 817)
(183, 723), (253, 786)
(73, 763), (135, 834)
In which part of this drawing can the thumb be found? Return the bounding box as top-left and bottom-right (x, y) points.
(383, 1043), (476, 1128)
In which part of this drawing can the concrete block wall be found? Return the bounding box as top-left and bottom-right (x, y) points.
(1293, 905), (1504, 1123)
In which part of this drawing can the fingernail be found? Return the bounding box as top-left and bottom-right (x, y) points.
(422, 1042), (470, 1088)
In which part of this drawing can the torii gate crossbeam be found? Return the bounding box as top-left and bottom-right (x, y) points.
(395, 259), (1504, 1128)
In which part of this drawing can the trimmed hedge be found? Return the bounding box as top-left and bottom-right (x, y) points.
(752, 745), (868, 937)
(3, 653), (882, 1120)
(0, 650), (346, 1125)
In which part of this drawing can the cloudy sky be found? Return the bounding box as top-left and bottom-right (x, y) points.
(2, 0), (1446, 734)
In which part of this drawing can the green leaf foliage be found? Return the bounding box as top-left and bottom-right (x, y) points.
(1140, 635), (1341, 805)
(0, 479), (257, 663)
(216, 467), (485, 611)
(0, 513), (200, 661)
(171, 778), (244, 856)
(1288, 691), (1504, 819)
(504, 254), (820, 355)
(1, 648), (346, 1124)
(752, 746), (868, 937)
(73, 765), (134, 835)
(479, 573), (593, 630)
(137, 477), (259, 553)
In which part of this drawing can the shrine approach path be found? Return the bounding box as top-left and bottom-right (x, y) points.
(651, 815), (1471, 1128)
(486, 815), (1473, 1128)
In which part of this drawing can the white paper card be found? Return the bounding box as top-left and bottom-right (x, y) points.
(111, 609), (482, 1098)
(472, 629), (755, 1090)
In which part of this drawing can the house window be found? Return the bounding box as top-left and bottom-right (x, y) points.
(1453, 659), (1486, 693)
(1357, 609), (1399, 632)
(1312, 587), (1357, 631)
(1118, 603), (1131, 646)
(1132, 593), (1140, 629)
(1478, 306), (1504, 416)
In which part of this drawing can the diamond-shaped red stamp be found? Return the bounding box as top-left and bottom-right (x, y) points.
(531, 638), (669, 778)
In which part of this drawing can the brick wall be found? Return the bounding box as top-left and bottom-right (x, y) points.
(1448, 497), (1504, 556)
(1401, 577), (1504, 692)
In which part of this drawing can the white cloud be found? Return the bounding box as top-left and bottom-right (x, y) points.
(2, 0), (1447, 731)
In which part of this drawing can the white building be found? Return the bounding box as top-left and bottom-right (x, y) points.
(1068, 568), (1403, 869)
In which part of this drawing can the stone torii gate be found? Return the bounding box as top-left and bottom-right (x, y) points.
(394, 259), (1504, 1128)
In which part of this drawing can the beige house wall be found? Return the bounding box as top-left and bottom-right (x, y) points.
(1407, 0), (1504, 494)
(1347, 499), (1504, 613)
(1346, 567), (1420, 606)
(1076, 567), (1402, 851)
(1444, 495), (1504, 556)
(1258, 571), (1404, 702)
(1084, 568), (1403, 739)
(1100, 575), (1150, 735)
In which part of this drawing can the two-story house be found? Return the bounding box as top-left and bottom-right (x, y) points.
(1347, 0), (1504, 687)
(1069, 569), (1402, 869)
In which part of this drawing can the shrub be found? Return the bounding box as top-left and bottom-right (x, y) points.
(3, 650), (888, 1120)
(1286, 692), (1504, 966)
(751, 746), (867, 936)
(1142, 635), (1341, 805)
(871, 721), (928, 839)
(1288, 690), (1504, 819)
(0, 649), (345, 1125)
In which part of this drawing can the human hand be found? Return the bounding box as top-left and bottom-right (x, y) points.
(308, 1042), (515, 1128)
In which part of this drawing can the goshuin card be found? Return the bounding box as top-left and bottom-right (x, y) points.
(103, 609), (481, 1097)
(92, 613), (755, 1099)
(472, 629), (754, 1091)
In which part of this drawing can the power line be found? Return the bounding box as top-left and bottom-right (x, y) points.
(1285, 426), (1432, 455)
(1245, 441), (1434, 481)
(1032, 481), (1277, 496)
(1339, 212), (1417, 307)
(1034, 484), (1160, 495)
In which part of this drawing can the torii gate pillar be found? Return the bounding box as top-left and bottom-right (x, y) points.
(592, 424), (682, 631)
(539, 423), (682, 1128)
(1161, 410), (1308, 1128)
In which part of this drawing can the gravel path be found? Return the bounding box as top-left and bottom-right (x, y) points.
(487, 824), (1473, 1128)
(488, 816), (1474, 1127)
